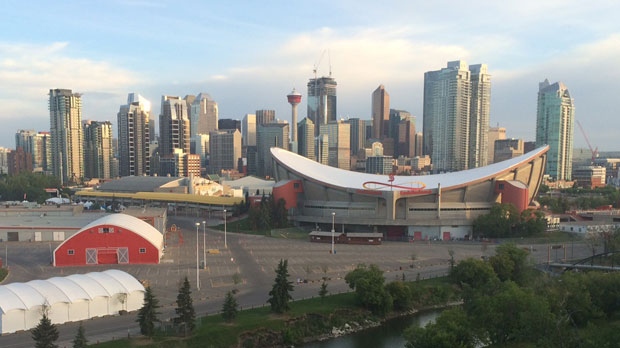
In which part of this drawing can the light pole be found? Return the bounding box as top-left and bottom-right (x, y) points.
(331, 212), (335, 254)
(224, 209), (227, 248)
(195, 222), (200, 290)
(202, 220), (206, 269)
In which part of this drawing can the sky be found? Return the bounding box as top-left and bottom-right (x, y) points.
(1, 0), (619, 151)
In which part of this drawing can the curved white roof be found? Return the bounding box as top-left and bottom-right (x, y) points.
(54, 213), (163, 257)
(271, 146), (549, 192)
(0, 270), (144, 314)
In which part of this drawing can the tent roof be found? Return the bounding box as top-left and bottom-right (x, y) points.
(0, 270), (144, 314)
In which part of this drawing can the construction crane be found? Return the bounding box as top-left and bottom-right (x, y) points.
(576, 120), (598, 164)
(312, 49), (331, 79)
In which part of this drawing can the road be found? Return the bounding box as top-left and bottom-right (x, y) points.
(0, 216), (593, 347)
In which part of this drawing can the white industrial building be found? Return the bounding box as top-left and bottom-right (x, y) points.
(0, 269), (144, 334)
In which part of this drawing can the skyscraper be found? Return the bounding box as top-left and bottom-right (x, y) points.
(468, 64), (491, 168)
(423, 61), (491, 172)
(256, 109), (275, 125)
(242, 113), (257, 147)
(15, 129), (50, 172)
(346, 118), (367, 156)
(160, 95), (190, 155)
(191, 93), (218, 137)
(298, 117), (315, 160)
(372, 85), (390, 139)
(209, 129), (242, 175)
(49, 89), (84, 184)
(488, 126), (506, 164)
(319, 120), (350, 170)
(83, 120), (113, 179)
(536, 79), (575, 181)
(256, 123), (289, 178)
(118, 93), (151, 177)
(307, 76), (337, 135)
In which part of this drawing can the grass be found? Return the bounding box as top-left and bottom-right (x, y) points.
(0, 268), (8, 283)
(89, 279), (454, 348)
(91, 291), (360, 348)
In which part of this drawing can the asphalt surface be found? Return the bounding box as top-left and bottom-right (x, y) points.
(0, 215), (593, 347)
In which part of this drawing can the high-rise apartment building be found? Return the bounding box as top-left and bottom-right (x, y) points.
(319, 120), (350, 170)
(372, 85), (390, 139)
(117, 93), (151, 177)
(209, 129), (242, 174)
(256, 123), (289, 178)
(307, 76), (337, 135)
(536, 79), (575, 181)
(298, 117), (315, 160)
(191, 93), (218, 137)
(83, 120), (114, 179)
(15, 130), (51, 172)
(256, 109), (276, 125)
(423, 61), (491, 172)
(49, 88), (84, 184)
(468, 64), (491, 168)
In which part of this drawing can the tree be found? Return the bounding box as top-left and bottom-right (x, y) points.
(473, 203), (520, 238)
(345, 264), (392, 315)
(385, 280), (413, 311)
(405, 307), (475, 348)
(268, 259), (294, 313)
(450, 258), (497, 290)
(318, 280), (328, 301)
(488, 243), (529, 284)
(221, 291), (238, 323)
(72, 322), (88, 348)
(31, 312), (59, 348)
(136, 286), (160, 337)
(174, 277), (196, 334)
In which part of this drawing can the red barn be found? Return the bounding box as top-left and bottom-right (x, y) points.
(53, 214), (163, 266)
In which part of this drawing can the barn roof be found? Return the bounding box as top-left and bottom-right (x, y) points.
(0, 270), (144, 314)
(53, 213), (164, 259)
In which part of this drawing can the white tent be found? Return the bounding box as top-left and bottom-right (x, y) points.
(0, 270), (144, 334)
(45, 197), (71, 205)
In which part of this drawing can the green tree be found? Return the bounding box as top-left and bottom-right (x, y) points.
(221, 291), (238, 323)
(472, 203), (520, 238)
(174, 277), (196, 334)
(405, 307), (475, 348)
(345, 264), (392, 315)
(450, 257), (497, 290)
(466, 281), (555, 346)
(318, 280), (328, 301)
(31, 312), (59, 348)
(488, 243), (529, 284)
(385, 280), (413, 311)
(72, 322), (88, 348)
(268, 259), (294, 313)
(136, 286), (160, 337)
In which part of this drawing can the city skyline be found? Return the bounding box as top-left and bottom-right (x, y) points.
(1, 1), (619, 150)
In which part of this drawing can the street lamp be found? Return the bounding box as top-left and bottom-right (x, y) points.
(331, 212), (335, 254)
(202, 220), (206, 269)
(224, 209), (227, 248)
(195, 222), (200, 290)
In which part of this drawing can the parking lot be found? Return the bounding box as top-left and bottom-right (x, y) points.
(0, 215), (594, 346)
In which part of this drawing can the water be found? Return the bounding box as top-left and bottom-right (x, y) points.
(303, 310), (440, 348)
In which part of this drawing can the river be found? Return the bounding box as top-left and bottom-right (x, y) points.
(302, 310), (440, 348)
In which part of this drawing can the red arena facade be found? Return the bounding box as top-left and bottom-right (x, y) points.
(54, 214), (163, 266)
(271, 146), (549, 241)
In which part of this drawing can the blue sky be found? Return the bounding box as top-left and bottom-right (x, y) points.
(1, 0), (619, 150)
